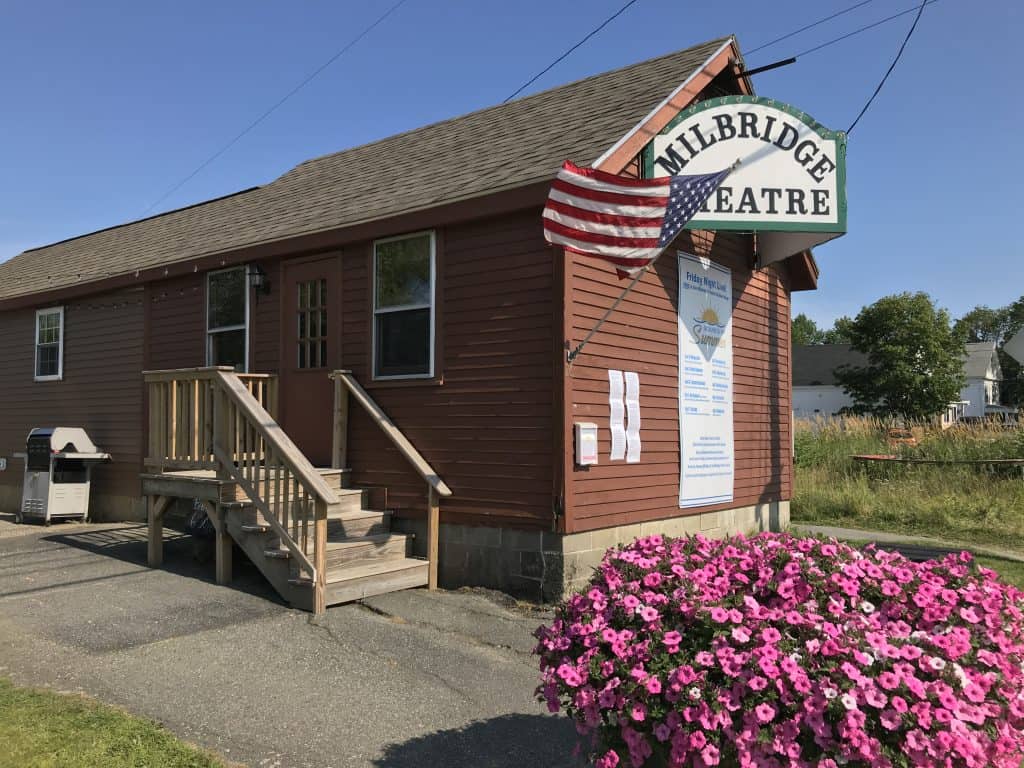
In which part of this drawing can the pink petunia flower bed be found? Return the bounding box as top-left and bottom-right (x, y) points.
(534, 532), (1024, 768)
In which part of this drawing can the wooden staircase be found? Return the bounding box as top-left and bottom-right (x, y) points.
(142, 367), (448, 614)
(224, 468), (427, 611)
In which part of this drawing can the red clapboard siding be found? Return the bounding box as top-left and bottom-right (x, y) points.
(341, 209), (556, 529)
(565, 228), (793, 534)
(0, 287), (145, 501)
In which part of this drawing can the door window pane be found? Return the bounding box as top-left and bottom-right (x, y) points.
(296, 279), (328, 369)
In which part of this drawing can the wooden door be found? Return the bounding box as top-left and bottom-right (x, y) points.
(280, 255), (340, 466)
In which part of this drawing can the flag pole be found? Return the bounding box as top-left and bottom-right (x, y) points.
(565, 158), (741, 366)
(566, 264), (651, 364)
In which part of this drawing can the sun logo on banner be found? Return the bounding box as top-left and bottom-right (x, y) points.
(692, 306), (728, 350)
(698, 307), (723, 327)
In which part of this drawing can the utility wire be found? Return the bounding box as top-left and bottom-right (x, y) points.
(502, 0), (640, 103)
(846, 0), (928, 134)
(794, 0), (937, 59)
(141, 0), (411, 216)
(746, 0), (879, 55)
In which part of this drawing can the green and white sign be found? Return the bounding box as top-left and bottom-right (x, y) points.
(645, 96), (847, 263)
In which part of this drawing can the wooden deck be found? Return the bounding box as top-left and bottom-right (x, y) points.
(141, 367), (449, 613)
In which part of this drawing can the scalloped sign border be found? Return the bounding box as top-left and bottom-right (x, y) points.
(642, 95), (847, 234)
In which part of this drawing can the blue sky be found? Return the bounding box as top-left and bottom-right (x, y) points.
(1, 1), (1020, 327)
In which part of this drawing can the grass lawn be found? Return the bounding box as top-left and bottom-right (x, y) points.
(0, 678), (226, 768)
(792, 418), (1024, 551)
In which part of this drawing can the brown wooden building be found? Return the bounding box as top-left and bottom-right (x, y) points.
(0, 37), (818, 611)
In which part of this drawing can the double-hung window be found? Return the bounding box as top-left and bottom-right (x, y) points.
(34, 307), (64, 381)
(373, 231), (435, 379)
(207, 267), (248, 371)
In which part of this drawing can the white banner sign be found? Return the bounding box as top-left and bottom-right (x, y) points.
(678, 252), (734, 508)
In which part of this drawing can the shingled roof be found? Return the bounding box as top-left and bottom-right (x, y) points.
(793, 341), (1003, 387)
(0, 37), (732, 303)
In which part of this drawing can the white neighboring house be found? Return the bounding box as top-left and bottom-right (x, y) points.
(792, 342), (1013, 420)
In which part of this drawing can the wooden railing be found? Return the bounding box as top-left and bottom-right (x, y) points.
(145, 368), (279, 471)
(144, 367), (337, 613)
(329, 369), (452, 589)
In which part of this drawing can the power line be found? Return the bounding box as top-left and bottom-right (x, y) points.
(846, 0), (928, 134)
(746, 0), (879, 56)
(793, 0), (937, 59)
(502, 0), (640, 103)
(141, 0), (411, 216)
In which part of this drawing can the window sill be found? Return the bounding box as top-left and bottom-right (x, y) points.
(365, 375), (444, 390)
(33, 375), (63, 382)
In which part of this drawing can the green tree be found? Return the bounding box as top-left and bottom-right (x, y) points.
(822, 316), (854, 345)
(835, 292), (966, 421)
(792, 313), (825, 346)
(955, 300), (1024, 406)
(954, 305), (1010, 343)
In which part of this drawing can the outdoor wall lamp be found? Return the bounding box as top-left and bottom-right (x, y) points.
(248, 264), (271, 295)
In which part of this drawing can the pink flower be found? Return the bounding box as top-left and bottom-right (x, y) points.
(639, 606), (659, 623)
(700, 744), (721, 765)
(534, 532), (1024, 767)
(761, 627), (782, 644)
(731, 626), (750, 644)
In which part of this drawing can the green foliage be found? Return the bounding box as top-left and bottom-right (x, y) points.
(792, 314), (853, 347)
(821, 316), (853, 344)
(955, 297), (1024, 406)
(792, 417), (1024, 552)
(835, 292), (966, 421)
(792, 313), (824, 345)
(0, 678), (225, 767)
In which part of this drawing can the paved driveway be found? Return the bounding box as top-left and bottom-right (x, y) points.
(0, 522), (576, 767)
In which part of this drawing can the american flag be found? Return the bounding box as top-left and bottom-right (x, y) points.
(542, 160), (733, 276)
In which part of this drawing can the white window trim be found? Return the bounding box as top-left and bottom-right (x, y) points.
(372, 230), (436, 381)
(34, 306), (64, 382)
(206, 266), (250, 372)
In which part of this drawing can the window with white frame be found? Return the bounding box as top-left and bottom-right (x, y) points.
(34, 307), (64, 381)
(373, 231), (435, 378)
(207, 267), (248, 371)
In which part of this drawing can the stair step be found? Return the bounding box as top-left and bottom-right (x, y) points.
(323, 557), (429, 605)
(324, 533), (412, 566)
(238, 508), (392, 539)
(231, 489), (368, 522)
(316, 467), (352, 490)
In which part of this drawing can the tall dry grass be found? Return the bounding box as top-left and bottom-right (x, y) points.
(791, 417), (1024, 550)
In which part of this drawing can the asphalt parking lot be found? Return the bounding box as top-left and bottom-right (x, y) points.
(0, 520), (576, 767)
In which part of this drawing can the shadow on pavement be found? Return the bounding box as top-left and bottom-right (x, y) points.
(373, 713), (582, 768)
(42, 523), (282, 603)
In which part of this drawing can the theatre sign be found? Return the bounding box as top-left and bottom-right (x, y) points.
(645, 95), (847, 263)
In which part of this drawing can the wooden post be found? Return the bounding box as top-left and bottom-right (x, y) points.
(205, 501), (232, 586)
(332, 376), (349, 470)
(268, 376), (279, 421)
(213, 386), (231, 480)
(147, 495), (170, 567)
(313, 499), (328, 615)
(427, 485), (439, 590)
